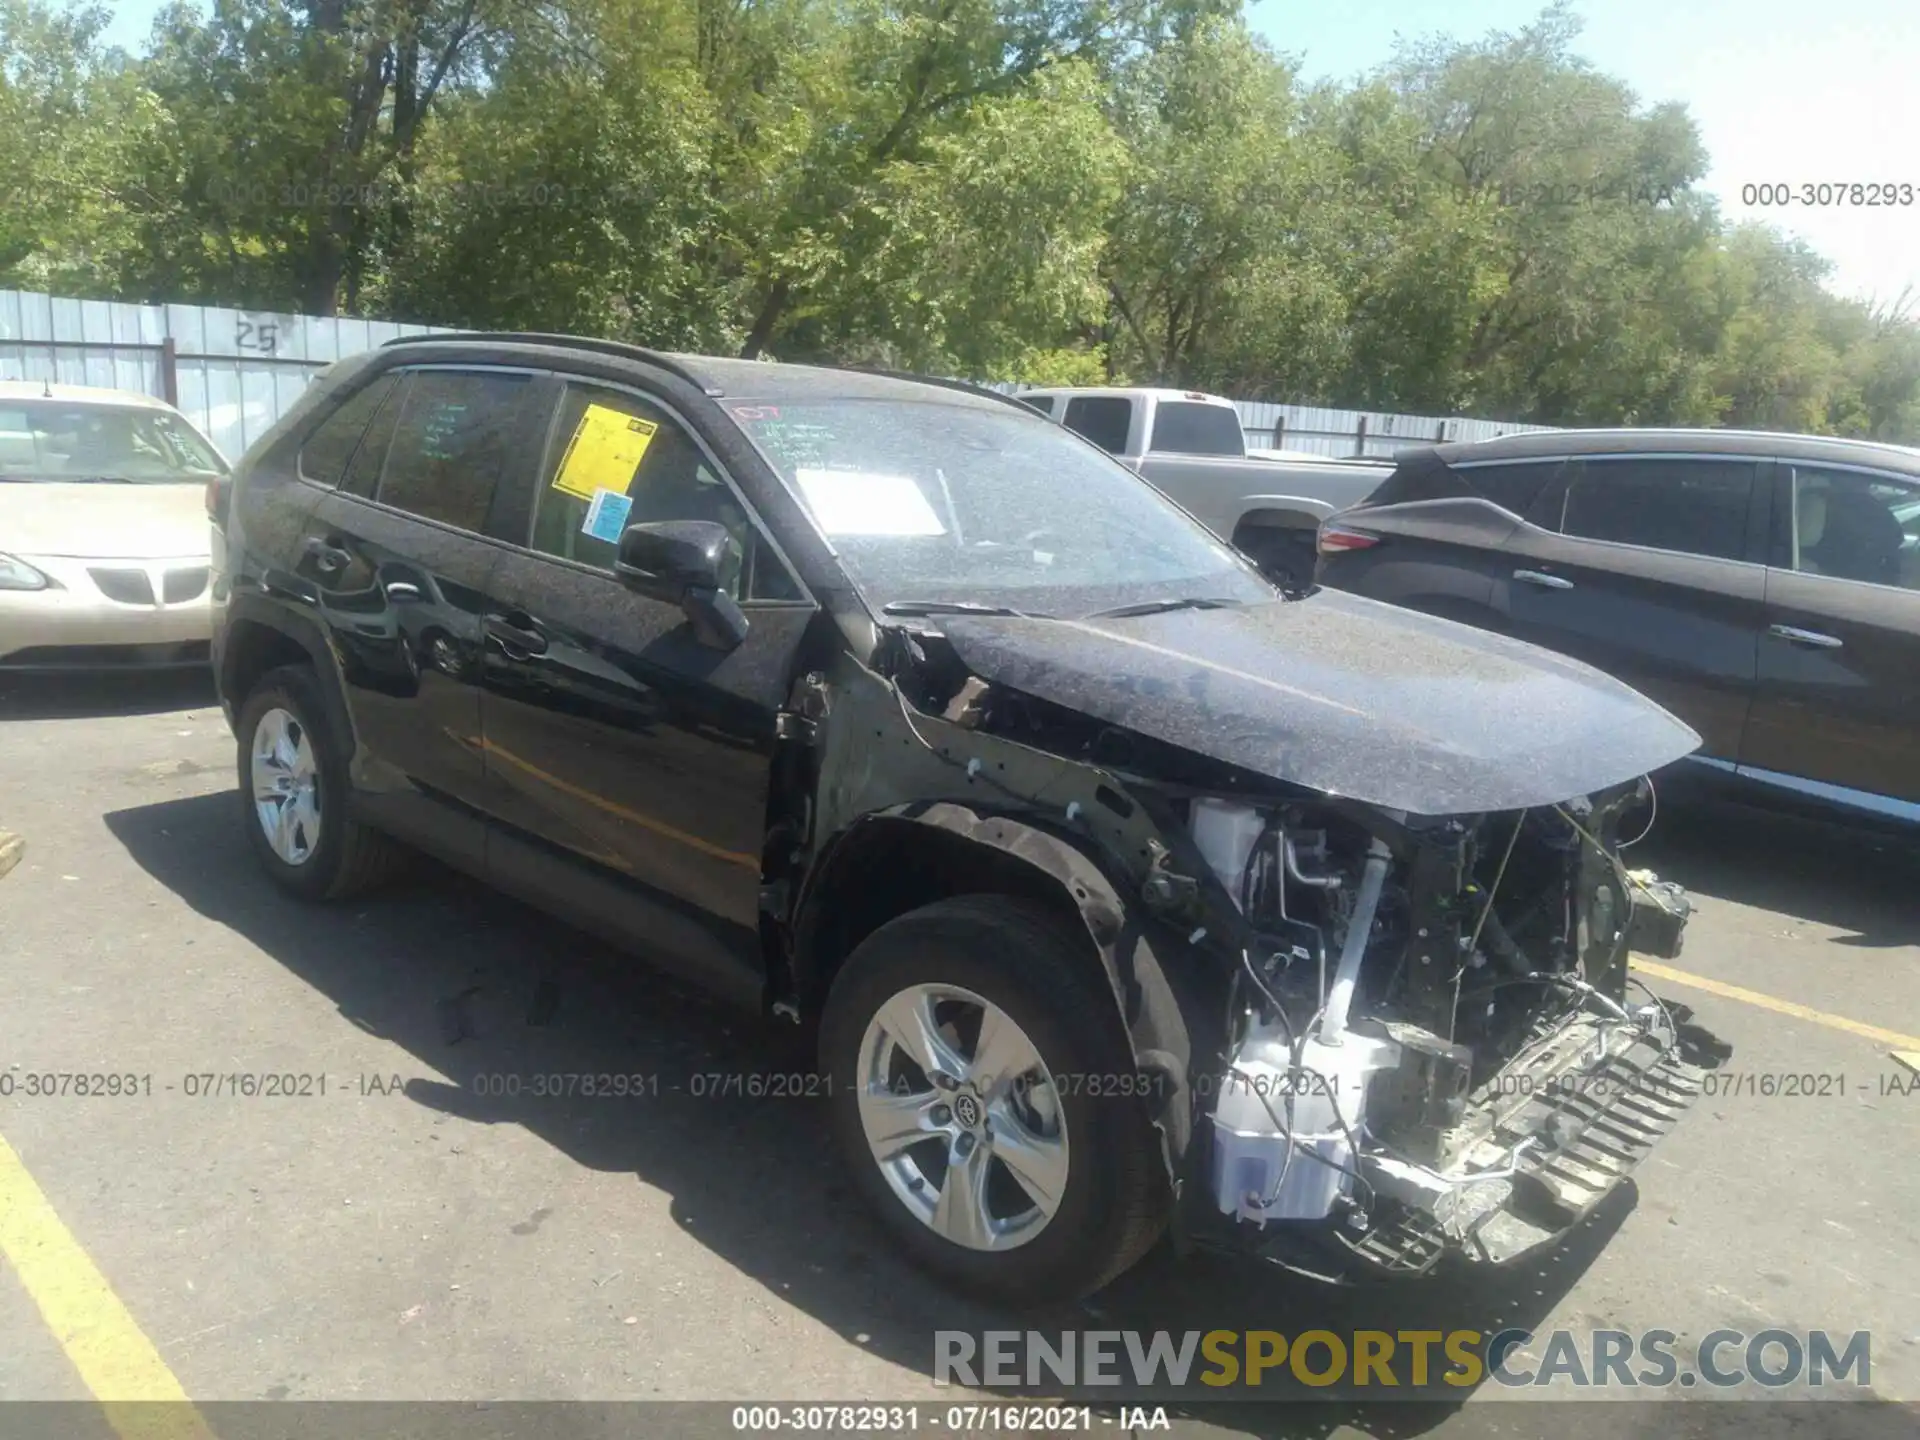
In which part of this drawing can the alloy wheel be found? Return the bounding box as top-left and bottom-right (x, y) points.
(250, 706), (322, 865)
(855, 983), (1068, 1251)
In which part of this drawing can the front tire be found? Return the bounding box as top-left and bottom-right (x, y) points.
(820, 896), (1169, 1305)
(235, 664), (407, 900)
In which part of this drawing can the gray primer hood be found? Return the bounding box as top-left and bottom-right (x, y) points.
(938, 590), (1701, 816)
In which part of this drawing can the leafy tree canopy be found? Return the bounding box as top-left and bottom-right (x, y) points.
(3, 0), (1913, 440)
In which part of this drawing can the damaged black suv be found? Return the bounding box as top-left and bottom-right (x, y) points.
(209, 333), (1715, 1305)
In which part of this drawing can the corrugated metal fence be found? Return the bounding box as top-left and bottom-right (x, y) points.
(1230, 399), (1557, 458)
(1, 287), (1556, 461)
(0, 289), (452, 462)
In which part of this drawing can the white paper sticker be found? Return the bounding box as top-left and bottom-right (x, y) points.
(794, 468), (946, 537)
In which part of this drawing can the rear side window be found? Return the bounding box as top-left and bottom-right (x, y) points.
(342, 374), (406, 498)
(1454, 459), (1564, 520)
(1016, 394), (1056, 418)
(1062, 396), (1131, 454)
(1554, 457), (1754, 561)
(296, 374), (397, 487)
(1149, 401), (1243, 456)
(1783, 465), (1920, 588)
(375, 370), (530, 531)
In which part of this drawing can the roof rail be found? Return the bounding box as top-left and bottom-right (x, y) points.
(379, 331), (724, 395)
(837, 365), (1032, 412)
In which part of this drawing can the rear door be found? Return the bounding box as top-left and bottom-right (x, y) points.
(1498, 454), (1767, 762)
(1740, 460), (1920, 812)
(292, 363), (544, 867)
(473, 373), (819, 1006)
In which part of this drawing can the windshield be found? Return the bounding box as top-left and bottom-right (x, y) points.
(731, 397), (1272, 617)
(0, 400), (227, 482)
(1148, 401), (1245, 456)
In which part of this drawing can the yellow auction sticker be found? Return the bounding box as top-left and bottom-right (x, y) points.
(552, 403), (658, 500)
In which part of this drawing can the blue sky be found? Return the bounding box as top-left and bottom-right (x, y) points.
(100, 0), (1920, 308)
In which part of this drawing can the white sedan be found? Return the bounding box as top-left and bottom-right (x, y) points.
(0, 381), (227, 670)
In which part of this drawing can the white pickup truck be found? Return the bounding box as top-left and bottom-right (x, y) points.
(1015, 386), (1390, 587)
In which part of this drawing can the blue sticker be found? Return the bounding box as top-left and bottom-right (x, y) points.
(582, 487), (633, 543)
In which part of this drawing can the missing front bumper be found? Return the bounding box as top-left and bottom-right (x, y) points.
(1200, 1001), (1726, 1283)
(1356, 1017), (1719, 1273)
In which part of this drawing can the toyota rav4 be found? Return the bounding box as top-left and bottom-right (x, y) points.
(209, 332), (1718, 1305)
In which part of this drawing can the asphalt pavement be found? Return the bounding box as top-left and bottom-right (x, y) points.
(0, 671), (1916, 1440)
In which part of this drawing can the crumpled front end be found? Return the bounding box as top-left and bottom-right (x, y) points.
(1175, 785), (1723, 1280)
(800, 607), (1725, 1286)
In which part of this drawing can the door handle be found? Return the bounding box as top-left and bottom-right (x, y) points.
(485, 614), (549, 657)
(1768, 623), (1843, 650)
(1513, 569), (1574, 590)
(302, 536), (351, 574)
(383, 581), (422, 602)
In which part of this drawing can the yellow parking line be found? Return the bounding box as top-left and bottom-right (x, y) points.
(0, 1131), (216, 1439)
(1632, 958), (1920, 1051)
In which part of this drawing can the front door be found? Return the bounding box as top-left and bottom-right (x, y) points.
(475, 376), (818, 1006)
(1499, 454), (1767, 762)
(292, 364), (544, 867)
(1741, 461), (1920, 813)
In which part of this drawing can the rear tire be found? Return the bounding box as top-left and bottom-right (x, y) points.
(1239, 528), (1317, 590)
(235, 664), (408, 901)
(820, 895), (1169, 1306)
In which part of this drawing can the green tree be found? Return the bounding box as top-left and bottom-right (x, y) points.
(0, 0), (152, 294)
(104, 0), (504, 313)
(3, 0), (1918, 445)
(1096, 15), (1327, 386)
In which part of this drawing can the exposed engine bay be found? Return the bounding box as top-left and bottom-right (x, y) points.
(850, 614), (1719, 1281)
(1180, 788), (1703, 1277)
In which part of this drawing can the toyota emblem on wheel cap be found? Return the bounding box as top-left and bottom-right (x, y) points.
(954, 1093), (982, 1129)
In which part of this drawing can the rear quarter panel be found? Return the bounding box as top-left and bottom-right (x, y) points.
(1138, 455), (1388, 539)
(1316, 497), (1521, 626)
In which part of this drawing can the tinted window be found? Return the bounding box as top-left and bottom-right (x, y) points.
(1149, 401), (1244, 456)
(1455, 459), (1563, 519)
(1787, 465), (1920, 589)
(375, 370), (529, 531)
(298, 375), (397, 488)
(1555, 457), (1753, 561)
(343, 374), (406, 498)
(1062, 395), (1131, 454)
(1016, 395), (1056, 417)
(531, 383), (800, 601)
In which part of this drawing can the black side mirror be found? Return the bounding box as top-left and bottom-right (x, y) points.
(613, 520), (749, 650)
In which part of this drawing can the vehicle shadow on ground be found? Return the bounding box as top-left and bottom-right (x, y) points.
(112, 789), (1651, 1439)
(0, 668), (218, 720)
(1632, 790), (1920, 951)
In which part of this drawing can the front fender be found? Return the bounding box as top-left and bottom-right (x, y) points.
(795, 801), (1218, 1208)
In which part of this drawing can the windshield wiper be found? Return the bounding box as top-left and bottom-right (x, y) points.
(881, 600), (1050, 619)
(1085, 595), (1244, 619)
